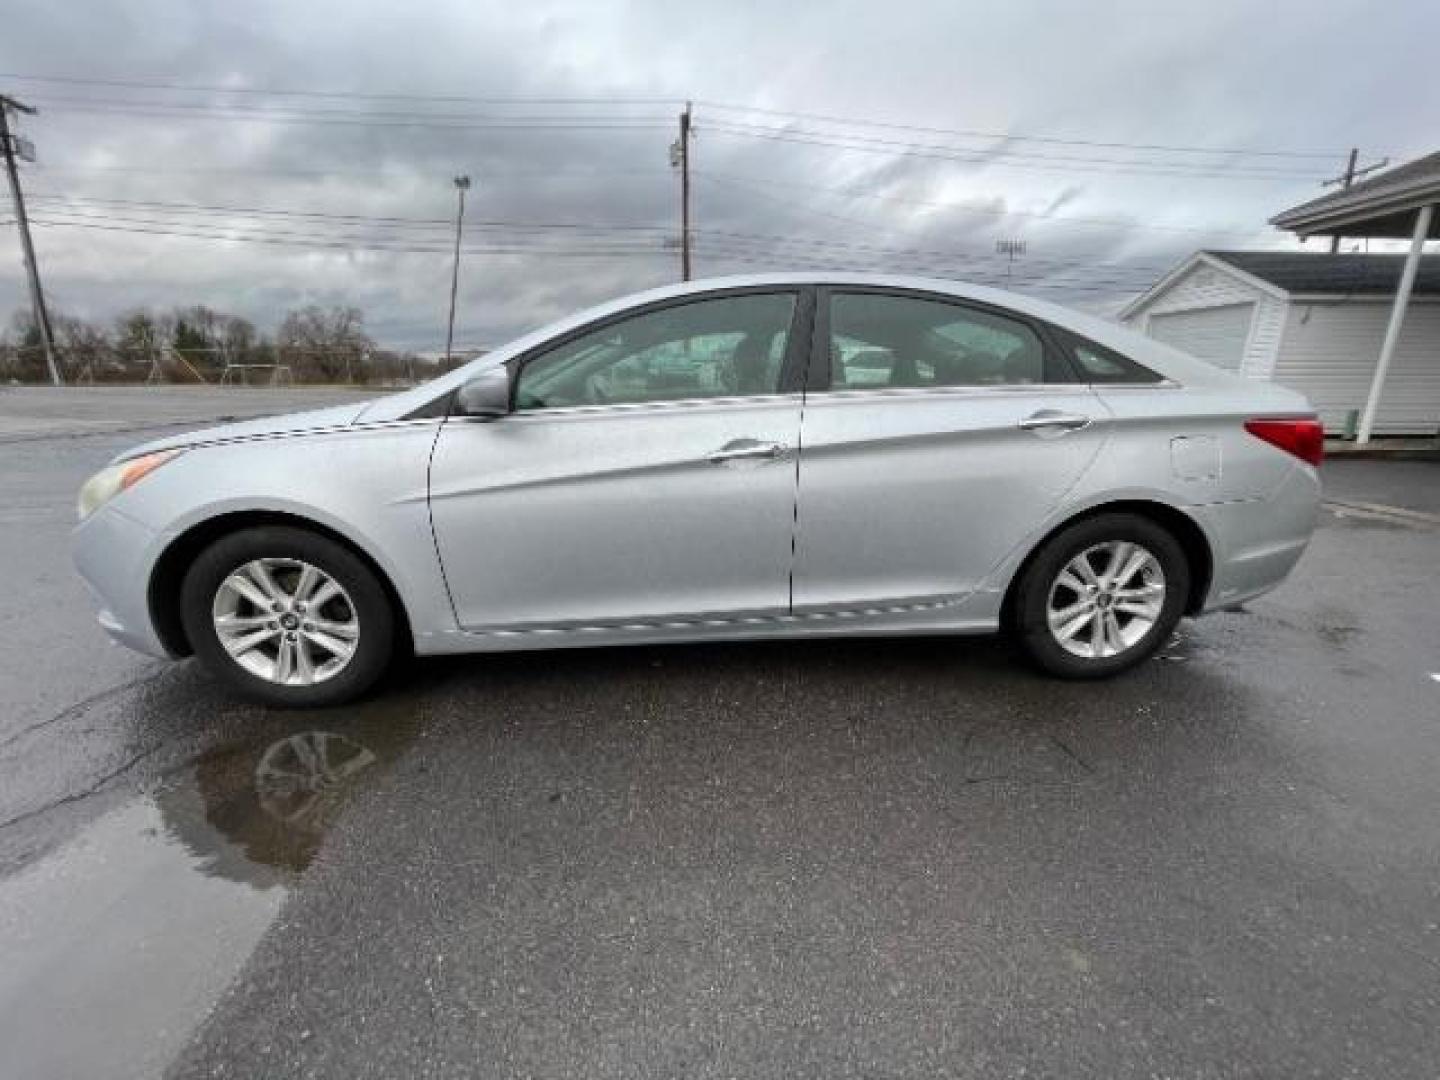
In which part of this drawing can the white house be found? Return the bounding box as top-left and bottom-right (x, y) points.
(1119, 251), (1440, 435)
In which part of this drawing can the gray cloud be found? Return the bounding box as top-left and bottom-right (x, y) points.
(2, 0), (1436, 350)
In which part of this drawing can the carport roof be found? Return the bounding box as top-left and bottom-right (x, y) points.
(1271, 151), (1440, 238)
(1205, 250), (1440, 297)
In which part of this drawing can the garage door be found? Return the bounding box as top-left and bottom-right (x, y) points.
(1148, 303), (1253, 372)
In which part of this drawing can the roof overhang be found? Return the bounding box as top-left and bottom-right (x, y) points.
(1117, 251), (1287, 321)
(1271, 159), (1440, 238)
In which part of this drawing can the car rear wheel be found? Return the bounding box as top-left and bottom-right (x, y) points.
(1012, 512), (1189, 679)
(180, 525), (395, 707)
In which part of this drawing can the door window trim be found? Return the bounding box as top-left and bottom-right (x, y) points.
(506, 285), (816, 414)
(806, 286), (1083, 394)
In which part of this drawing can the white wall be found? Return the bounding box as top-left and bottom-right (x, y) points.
(1274, 299), (1440, 436)
(1123, 260), (1287, 380)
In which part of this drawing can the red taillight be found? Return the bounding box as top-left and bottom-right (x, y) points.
(1244, 417), (1324, 467)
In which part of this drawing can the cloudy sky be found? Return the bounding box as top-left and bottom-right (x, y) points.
(1, 0), (1436, 352)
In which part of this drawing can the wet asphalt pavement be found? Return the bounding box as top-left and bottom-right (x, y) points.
(1, 407), (1438, 1079)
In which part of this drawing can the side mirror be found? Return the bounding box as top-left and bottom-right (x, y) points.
(454, 367), (512, 419)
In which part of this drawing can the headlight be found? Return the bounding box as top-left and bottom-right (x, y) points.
(77, 449), (184, 521)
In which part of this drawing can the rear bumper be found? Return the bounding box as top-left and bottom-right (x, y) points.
(72, 506), (174, 659)
(1191, 464), (1320, 610)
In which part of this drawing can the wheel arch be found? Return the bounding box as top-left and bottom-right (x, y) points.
(147, 509), (413, 658)
(999, 499), (1214, 629)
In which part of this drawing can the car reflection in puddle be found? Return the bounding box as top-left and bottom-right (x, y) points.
(0, 705), (423, 1080)
(158, 709), (424, 884)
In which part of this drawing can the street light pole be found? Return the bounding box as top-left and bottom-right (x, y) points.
(444, 175), (471, 366)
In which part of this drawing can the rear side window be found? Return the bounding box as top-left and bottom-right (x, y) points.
(827, 292), (1059, 389)
(1064, 333), (1164, 384)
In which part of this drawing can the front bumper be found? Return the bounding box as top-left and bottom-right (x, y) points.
(72, 506), (174, 659)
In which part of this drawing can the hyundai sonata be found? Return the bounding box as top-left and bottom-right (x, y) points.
(73, 275), (1322, 706)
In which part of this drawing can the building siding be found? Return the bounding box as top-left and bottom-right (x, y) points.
(1123, 261), (1286, 380)
(1273, 299), (1440, 436)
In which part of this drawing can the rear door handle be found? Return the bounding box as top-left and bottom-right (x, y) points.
(1019, 410), (1093, 434)
(706, 439), (789, 464)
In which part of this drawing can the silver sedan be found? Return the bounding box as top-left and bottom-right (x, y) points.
(73, 275), (1322, 706)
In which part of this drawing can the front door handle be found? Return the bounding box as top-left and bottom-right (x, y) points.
(1019, 410), (1093, 434)
(706, 439), (789, 464)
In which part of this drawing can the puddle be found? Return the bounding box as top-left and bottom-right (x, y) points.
(0, 796), (283, 1080)
(0, 713), (421, 1079)
(163, 726), (412, 882)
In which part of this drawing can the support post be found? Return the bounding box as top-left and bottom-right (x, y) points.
(677, 103), (692, 281)
(1356, 202), (1434, 445)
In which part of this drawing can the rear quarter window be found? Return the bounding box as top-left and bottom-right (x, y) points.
(1063, 333), (1165, 385)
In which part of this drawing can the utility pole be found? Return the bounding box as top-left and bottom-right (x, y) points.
(670, 102), (693, 281)
(0, 94), (61, 385)
(1322, 148), (1388, 254)
(444, 175), (471, 366)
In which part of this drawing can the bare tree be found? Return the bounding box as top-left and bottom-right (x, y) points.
(53, 314), (112, 382)
(278, 304), (373, 383)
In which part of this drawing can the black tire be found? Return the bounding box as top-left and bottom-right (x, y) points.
(1011, 512), (1190, 679)
(180, 525), (396, 707)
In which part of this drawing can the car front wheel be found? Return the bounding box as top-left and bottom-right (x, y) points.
(1012, 512), (1190, 679)
(179, 525), (396, 707)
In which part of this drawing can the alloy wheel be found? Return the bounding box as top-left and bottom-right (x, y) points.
(1045, 540), (1166, 660)
(211, 558), (360, 686)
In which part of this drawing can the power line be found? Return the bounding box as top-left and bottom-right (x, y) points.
(27, 100), (675, 132)
(694, 99), (1356, 160)
(0, 72), (1359, 161)
(0, 71), (682, 106)
(26, 193), (677, 232)
(697, 168), (1262, 238)
(703, 121), (1330, 181)
(24, 197), (1175, 276)
(24, 164), (670, 181)
(691, 248), (1148, 296)
(26, 214), (676, 255)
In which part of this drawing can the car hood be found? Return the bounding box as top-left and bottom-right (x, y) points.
(114, 400), (374, 462)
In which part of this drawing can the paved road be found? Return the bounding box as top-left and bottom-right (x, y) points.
(1324, 456), (1440, 517)
(0, 385), (375, 441)
(1, 405), (1438, 1079)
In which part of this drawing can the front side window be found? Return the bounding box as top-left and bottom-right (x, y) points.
(828, 293), (1050, 390)
(516, 292), (797, 410)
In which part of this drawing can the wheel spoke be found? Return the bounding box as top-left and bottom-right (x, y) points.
(1114, 582), (1163, 602)
(214, 612), (273, 632)
(222, 572), (272, 611)
(1103, 612), (1126, 654)
(223, 625), (278, 657)
(1070, 555), (1100, 588)
(305, 628), (356, 660)
(293, 564), (320, 603)
(275, 637), (296, 683)
(247, 560), (288, 603)
(1112, 546), (1151, 589)
(292, 636), (316, 683)
(1089, 608), (1107, 655)
(1102, 542), (1134, 586)
(308, 579), (343, 608)
(1054, 609), (1096, 643)
(308, 617), (359, 641)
